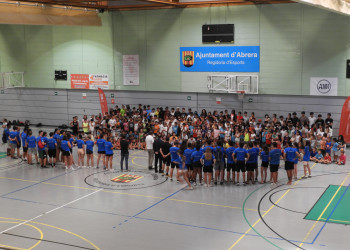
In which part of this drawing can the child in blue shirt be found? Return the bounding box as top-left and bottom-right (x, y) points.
(332, 138), (339, 163)
(260, 146), (269, 184)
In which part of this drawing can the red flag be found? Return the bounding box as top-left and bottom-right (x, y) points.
(98, 88), (108, 116)
(339, 96), (350, 142)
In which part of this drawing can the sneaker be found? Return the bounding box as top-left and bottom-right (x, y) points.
(210, 183), (214, 187)
(243, 182), (247, 186)
(220, 182), (224, 185)
(308, 175), (312, 178)
(166, 173), (169, 177)
(193, 182), (197, 186)
(186, 187), (194, 190)
(214, 181), (217, 185)
(65, 166), (68, 170)
(236, 182), (240, 186)
(302, 176), (307, 179)
(294, 177), (298, 180)
(199, 183), (203, 186)
(170, 178), (173, 181)
(205, 184), (208, 187)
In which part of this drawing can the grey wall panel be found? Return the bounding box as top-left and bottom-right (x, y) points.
(0, 88), (345, 136)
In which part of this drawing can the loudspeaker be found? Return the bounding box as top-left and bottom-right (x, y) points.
(55, 70), (67, 80)
(202, 24), (234, 43)
(347, 60), (350, 79)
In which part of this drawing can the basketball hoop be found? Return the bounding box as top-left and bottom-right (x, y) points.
(237, 90), (245, 100)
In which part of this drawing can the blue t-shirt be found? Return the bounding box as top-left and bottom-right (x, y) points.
(315, 153), (323, 160)
(9, 131), (17, 144)
(269, 148), (282, 165)
(254, 147), (260, 163)
(53, 133), (61, 144)
(15, 131), (20, 144)
(201, 154), (215, 166)
(293, 148), (299, 164)
(26, 136), (36, 148)
(104, 141), (113, 155)
(184, 149), (194, 164)
(284, 147), (297, 162)
(226, 147), (235, 164)
(85, 140), (94, 152)
(170, 146), (180, 162)
(303, 146), (310, 161)
(61, 140), (70, 152)
(234, 148), (247, 161)
(214, 146), (225, 162)
(261, 151), (269, 162)
(96, 139), (106, 152)
(47, 138), (56, 149)
(41, 137), (48, 150)
(332, 142), (339, 152)
(191, 150), (203, 162)
(21, 132), (27, 145)
(326, 142), (332, 153)
(311, 150), (317, 157)
(203, 146), (215, 154)
(4, 128), (10, 141)
(76, 139), (85, 149)
(247, 148), (257, 163)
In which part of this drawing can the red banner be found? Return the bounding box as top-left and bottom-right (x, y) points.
(98, 88), (109, 116)
(339, 96), (350, 142)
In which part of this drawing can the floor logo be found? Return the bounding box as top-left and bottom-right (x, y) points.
(85, 170), (168, 190)
(111, 174), (144, 183)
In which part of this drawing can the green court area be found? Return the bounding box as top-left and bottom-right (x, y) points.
(305, 185), (350, 225)
(0, 152), (7, 159)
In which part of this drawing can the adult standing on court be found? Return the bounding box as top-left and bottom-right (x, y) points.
(153, 135), (163, 173)
(120, 134), (129, 171)
(145, 132), (154, 170)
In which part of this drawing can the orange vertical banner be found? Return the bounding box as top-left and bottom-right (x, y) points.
(98, 88), (108, 116)
(339, 96), (350, 142)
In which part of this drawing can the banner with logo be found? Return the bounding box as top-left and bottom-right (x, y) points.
(310, 77), (338, 96)
(71, 74), (90, 89)
(98, 88), (109, 116)
(89, 74), (109, 89)
(123, 55), (139, 86)
(180, 46), (260, 72)
(70, 74), (109, 89)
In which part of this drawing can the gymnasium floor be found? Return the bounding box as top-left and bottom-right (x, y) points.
(0, 128), (349, 250)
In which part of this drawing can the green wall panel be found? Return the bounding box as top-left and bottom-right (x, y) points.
(0, 3), (350, 95)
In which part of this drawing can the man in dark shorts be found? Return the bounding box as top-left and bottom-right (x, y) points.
(225, 140), (236, 184)
(269, 142), (282, 185)
(233, 142), (249, 186)
(284, 142), (300, 185)
(160, 137), (171, 176)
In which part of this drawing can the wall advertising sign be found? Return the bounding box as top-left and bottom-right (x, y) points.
(310, 77), (337, 96)
(180, 46), (260, 72)
(71, 74), (109, 89)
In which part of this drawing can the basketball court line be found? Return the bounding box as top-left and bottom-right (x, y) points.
(297, 172), (350, 249)
(0, 195), (314, 247)
(0, 189), (103, 236)
(311, 183), (350, 243)
(0, 216), (100, 250)
(0, 175), (266, 212)
(228, 163), (317, 249)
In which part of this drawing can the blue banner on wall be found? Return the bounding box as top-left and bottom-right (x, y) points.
(180, 46), (260, 72)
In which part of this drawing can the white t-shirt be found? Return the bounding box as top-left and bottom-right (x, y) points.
(308, 116), (316, 126)
(145, 135), (154, 150)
